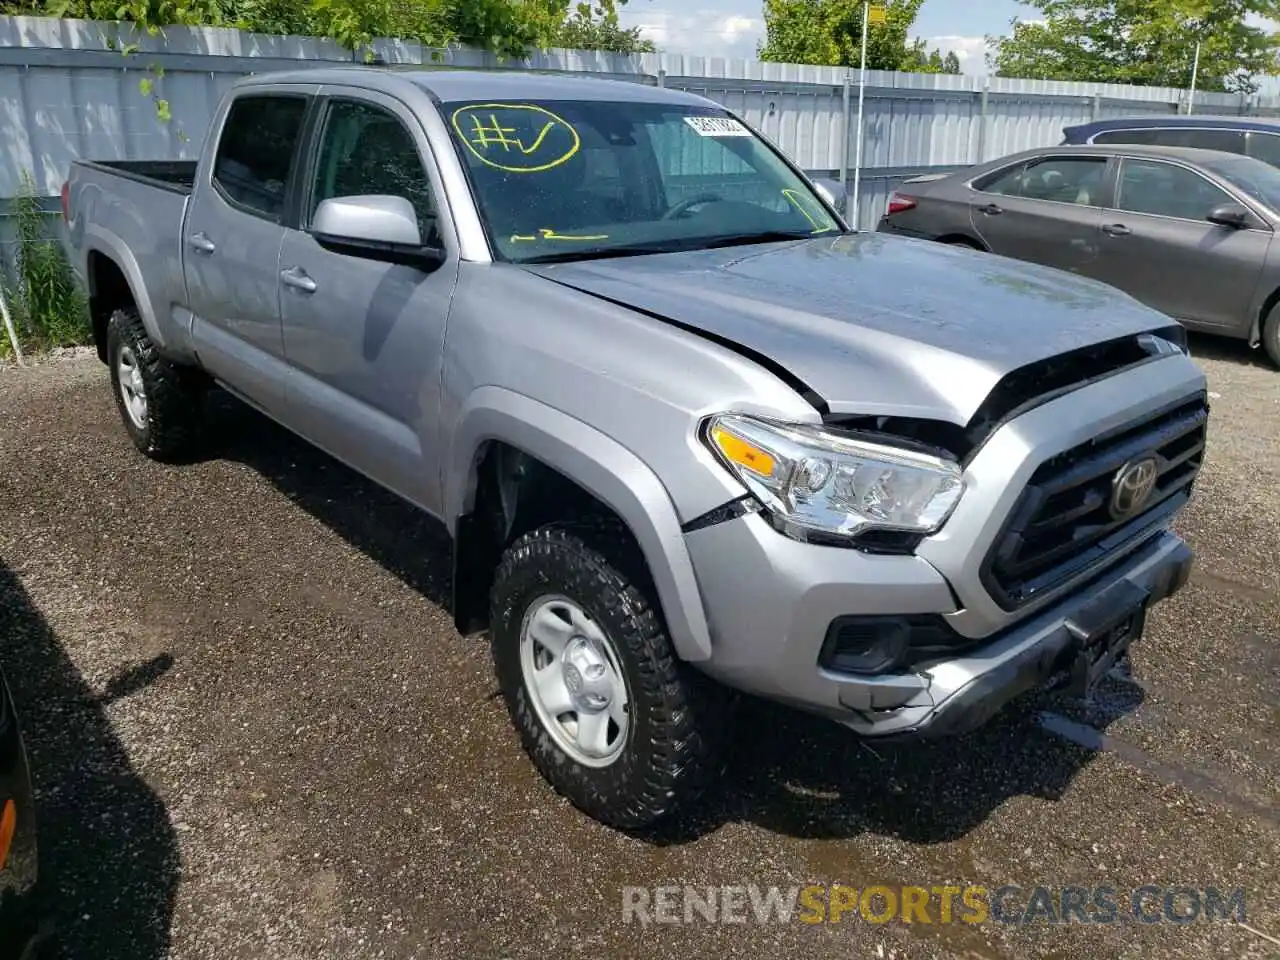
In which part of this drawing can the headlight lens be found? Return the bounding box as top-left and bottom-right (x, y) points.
(704, 414), (964, 541)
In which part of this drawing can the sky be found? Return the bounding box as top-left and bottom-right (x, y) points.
(615, 0), (1028, 73)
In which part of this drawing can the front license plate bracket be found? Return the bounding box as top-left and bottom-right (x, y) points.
(1063, 579), (1151, 697)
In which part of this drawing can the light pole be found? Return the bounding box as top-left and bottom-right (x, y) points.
(1186, 17), (1204, 115)
(852, 1), (869, 230)
(1187, 40), (1201, 114)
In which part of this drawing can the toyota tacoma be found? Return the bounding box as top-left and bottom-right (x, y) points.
(64, 68), (1207, 829)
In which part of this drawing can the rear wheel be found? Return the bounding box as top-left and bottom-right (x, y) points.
(490, 519), (728, 830)
(106, 308), (205, 461)
(1262, 302), (1280, 369)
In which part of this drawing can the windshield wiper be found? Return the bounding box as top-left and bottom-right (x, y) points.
(518, 231), (827, 265)
(519, 243), (688, 265)
(700, 230), (825, 249)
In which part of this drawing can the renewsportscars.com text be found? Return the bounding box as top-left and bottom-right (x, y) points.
(621, 884), (1248, 927)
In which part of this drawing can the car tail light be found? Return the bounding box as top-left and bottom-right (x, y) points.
(886, 193), (917, 216)
(61, 180), (70, 221)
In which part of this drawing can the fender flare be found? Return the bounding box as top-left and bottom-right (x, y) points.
(83, 224), (167, 349)
(445, 387), (713, 662)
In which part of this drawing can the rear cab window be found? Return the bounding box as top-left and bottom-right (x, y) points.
(212, 94), (309, 222)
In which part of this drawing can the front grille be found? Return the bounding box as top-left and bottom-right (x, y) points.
(982, 395), (1208, 609)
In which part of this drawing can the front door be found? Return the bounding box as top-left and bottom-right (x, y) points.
(969, 154), (1110, 274)
(1090, 157), (1270, 332)
(277, 89), (458, 510)
(183, 91), (310, 410)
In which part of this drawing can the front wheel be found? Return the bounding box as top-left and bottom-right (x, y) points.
(490, 520), (727, 830)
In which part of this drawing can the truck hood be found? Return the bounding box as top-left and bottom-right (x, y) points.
(522, 233), (1171, 424)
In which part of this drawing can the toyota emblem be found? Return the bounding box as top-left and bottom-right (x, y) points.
(1110, 457), (1160, 520)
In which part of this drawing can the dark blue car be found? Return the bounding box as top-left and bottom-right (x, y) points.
(1062, 114), (1280, 168)
(0, 667), (39, 958)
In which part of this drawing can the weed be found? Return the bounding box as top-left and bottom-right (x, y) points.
(2, 172), (91, 354)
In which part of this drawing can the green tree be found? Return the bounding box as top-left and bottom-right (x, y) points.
(903, 40), (962, 73)
(526, 1), (655, 53)
(5, 0), (652, 55)
(759, 0), (960, 72)
(989, 0), (1280, 93)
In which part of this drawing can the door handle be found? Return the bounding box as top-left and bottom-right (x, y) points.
(280, 266), (317, 294)
(977, 203), (1003, 216)
(1102, 223), (1131, 237)
(187, 232), (216, 254)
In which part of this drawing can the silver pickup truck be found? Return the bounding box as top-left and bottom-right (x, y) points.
(65, 67), (1208, 830)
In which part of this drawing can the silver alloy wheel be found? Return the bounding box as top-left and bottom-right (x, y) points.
(519, 594), (630, 768)
(116, 344), (148, 430)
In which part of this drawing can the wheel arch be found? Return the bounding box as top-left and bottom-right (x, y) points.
(445, 388), (713, 663)
(82, 230), (164, 361)
(1251, 283), (1280, 346)
(935, 233), (987, 251)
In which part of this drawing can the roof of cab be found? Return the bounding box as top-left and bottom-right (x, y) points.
(233, 66), (717, 107)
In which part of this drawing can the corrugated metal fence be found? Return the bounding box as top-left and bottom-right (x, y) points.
(1, 13), (1276, 238)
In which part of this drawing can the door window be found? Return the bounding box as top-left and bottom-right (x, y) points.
(1116, 159), (1233, 221)
(973, 161), (1027, 197)
(212, 95), (308, 221)
(1154, 127), (1246, 154)
(976, 156), (1107, 206)
(1095, 127), (1249, 155)
(310, 99), (440, 245)
(1093, 129), (1159, 146)
(1246, 130), (1280, 168)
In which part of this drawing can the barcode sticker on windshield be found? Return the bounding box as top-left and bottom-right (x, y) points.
(684, 116), (752, 137)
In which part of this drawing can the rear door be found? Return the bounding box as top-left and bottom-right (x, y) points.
(275, 86), (459, 510)
(1089, 156), (1269, 331)
(183, 88), (312, 410)
(968, 154), (1111, 274)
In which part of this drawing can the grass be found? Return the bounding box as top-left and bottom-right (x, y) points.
(1, 172), (91, 360)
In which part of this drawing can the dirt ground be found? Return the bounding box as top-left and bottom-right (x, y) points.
(0, 337), (1276, 960)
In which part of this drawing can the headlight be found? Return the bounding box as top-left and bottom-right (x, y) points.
(704, 414), (964, 542)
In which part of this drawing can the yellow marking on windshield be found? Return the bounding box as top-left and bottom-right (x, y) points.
(511, 228), (611, 242)
(451, 103), (581, 173)
(782, 188), (837, 233)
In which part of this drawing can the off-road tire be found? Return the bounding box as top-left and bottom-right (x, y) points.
(106, 307), (205, 461)
(490, 519), (728, 831)
(1262, 302), (1280, 369)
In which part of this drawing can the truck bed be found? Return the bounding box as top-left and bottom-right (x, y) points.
(75, 159), (198, 195)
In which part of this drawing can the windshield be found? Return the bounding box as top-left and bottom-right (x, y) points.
(441, 98), (842, 263)
(1208, 155), (1280, 212)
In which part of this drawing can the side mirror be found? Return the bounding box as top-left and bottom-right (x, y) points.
(1206, 202), (1251, 229)
(311, 195), (443, 268)
(812, 177), (848, 213)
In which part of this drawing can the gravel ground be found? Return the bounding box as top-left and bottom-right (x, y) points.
(0, 336), (1277, 960)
